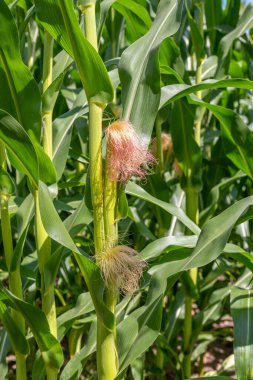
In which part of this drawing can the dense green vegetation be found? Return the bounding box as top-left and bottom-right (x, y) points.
(0, 0), (253, 379)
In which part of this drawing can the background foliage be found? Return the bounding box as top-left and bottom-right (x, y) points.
(0, 0), (253, 379)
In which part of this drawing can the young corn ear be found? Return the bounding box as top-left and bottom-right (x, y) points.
(97, 245), (146, 294)
(106, 120), (155, 182)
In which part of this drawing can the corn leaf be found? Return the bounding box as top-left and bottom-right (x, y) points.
(35, 0), (114, 105)
(231, 287), (253, 380)
(0, 287), (64, 371)
(216, 4), (253, 77)
(0, 300), (30, 357)
(126, 181), (200, 235)
(38, 181), (114, 331)
(0, 0), (41, 140)
(0, 110), (38, 188)
(160, 79), (253, 107)
(119, 0), (184, 146)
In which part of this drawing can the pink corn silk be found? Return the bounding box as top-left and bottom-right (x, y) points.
(106, 120), (154, 182)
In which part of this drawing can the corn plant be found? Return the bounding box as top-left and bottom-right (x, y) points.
(0, 0), (253, 379)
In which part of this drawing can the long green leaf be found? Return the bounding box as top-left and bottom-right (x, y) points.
(113, 0), (151, 42)
(0, 300), (29, 356)
(147, 196), (253, 286)
(0, 0), (41, 140)
(0, 287), (63, 371)
(160, 79), (253, 108)
(119, 0), (183, 146)
(0, 1), (55, 184)
(0, 110), (38, 188)
(160, 83), (253, 179)
(231, 287), (253, 380)
(126, 182), (200, 235)
(216, 4), (253, 77)
(35, 0), (114, 105)
(38, 182), (114, 331)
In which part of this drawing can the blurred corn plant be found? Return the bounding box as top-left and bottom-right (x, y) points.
(0, 0), (253, 379)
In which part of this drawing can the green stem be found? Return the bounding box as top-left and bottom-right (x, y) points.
(81, 2), (98, 50)
(183, 186), (199, 378)
(89, 102), (105, 253)
(34, 191), (57, 380)
(104, 154), (117, 243)
(99, 151), (119, 379)
(41, 28), (58, 359)
(0, 193), (27, 380)
(183, 3), (204, 376)
(41, 29), (57, 379)
(81, 3), (118, 379)
(34, 191), (57, 335)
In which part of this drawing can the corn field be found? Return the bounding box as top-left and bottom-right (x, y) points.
(0, 0), (253, 379)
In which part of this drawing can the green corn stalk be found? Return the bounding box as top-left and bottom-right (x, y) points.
(0, 141), (27, 380)
(81, 2), (118, 378)
(34, 28), (57, 380)
(183, 1), (204, 377)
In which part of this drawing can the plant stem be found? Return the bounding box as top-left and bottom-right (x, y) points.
(34, 190), (57, 380)
(1, 193), (27, 380)
(183, 186), (199, 377)
(89, 103), (105, 252)
(104, 155), (117, 243)
(41, 28), (58, 356)
(80, 1), (117, 380)
(183, 1), (204, 377)
(34, 191), (57, 335)
(81, 3), (118, 379)
(81, 2), (98, 50)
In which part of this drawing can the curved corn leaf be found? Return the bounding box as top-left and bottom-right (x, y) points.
(216, 4), (253, 78)
(0, 287), (63, 371)
(146, 195), (253, 305)
(97, 0), (117, 39)
(0, 110), (38, 188)
(160, 82), (253, 180)
(160, 78), (253, 108)
(0, 300), (30, 356)
(126, 181), (200, 235)
(35, 0), (114, 105)
(38, 181), (114, 331)
(119, 0), (184, 146)
(34, 0), (72, 57)
(0, 0), (41, 141)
